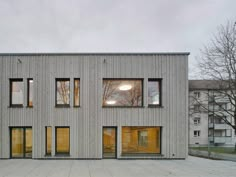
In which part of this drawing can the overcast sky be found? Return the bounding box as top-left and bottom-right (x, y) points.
(0, 0), (235, 78)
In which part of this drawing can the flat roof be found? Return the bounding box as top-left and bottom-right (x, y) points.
(0, 52), (190, 56)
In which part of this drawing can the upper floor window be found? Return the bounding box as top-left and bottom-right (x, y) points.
(56, 78), (70, 106)
(194, 105), (200, 112)
(194, 117), (200, 125)
(194, 130), (200, 137)
(148, 79), (161, 106)
(103, 79), (143, 107)
(10, 79), (24, 106)
(74, 79), (80, 107)
(194, 92), (200, 98)
(27, 79), (33, 107)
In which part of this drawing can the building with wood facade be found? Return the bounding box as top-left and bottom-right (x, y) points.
(0, 53), (189, 159)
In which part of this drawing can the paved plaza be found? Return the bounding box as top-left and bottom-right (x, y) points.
(0, 156), (235, 177)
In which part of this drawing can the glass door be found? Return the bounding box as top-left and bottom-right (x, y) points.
(103, 127), (117, 158)
(11, 127), (32, 158)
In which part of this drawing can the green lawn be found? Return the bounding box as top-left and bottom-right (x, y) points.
(190, 147), (236, 154)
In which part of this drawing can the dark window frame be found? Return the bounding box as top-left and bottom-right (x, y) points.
(9, 78), (24, 107)
(148, 78), (162, 107)
(45, 126), (52, 156)
(10, 126), (32, 159)
(55, 126), (70, 155)
(74, 78), (80, 107)
(55, 78), (70, 107)
(121, 126), (162, 156)
(27, 78), (33, 107)
(102, 78), (144, 108)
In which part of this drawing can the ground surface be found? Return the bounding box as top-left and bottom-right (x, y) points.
(0, 156), (235, 177)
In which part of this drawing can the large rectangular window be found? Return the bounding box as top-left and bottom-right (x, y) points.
(74, 79), (80, 106)
(10, 79), (24, 106)
(55, 127), (70, 154)
(56, 78), (70, 106)
(103, 79), (143, 107)
(45, 127), (52, 155)
(122, 127), (161, 154)
(148, 79), (161, 106)
(27, 78), (33, 107)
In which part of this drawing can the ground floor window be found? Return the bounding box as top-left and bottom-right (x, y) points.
(55, 127), (70, 154)
(122, 126), (161, 154)
(10, 127), (32, 158)
(45, 126), (52, 155)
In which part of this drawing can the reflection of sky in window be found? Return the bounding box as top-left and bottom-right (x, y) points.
(148, 81), (159, 104)
(12, 81), (23, 104)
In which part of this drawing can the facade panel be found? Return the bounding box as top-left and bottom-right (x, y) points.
(0, 53), (188, 159)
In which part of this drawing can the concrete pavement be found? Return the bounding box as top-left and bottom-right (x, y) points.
(0, 156), (235, 177)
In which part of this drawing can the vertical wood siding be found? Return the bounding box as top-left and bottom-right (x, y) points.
(0, 54), (188, 159)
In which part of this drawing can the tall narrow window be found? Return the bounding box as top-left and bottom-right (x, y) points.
(27, 78), (33, 107)
(103, 79), (143, 107)
(74, 79), (80, 106)
(148, 79), (161, 106)
(45, 127), (52, 155)
(56, 79), (70, 106)
(10, 79), (24, 106)
(55, 127), (70, 154)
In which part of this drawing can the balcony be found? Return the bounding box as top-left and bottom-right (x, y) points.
(208, 137), (232, 144)
(208, 123), (231, 130)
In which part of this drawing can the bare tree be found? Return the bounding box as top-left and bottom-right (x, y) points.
(197, 21), (236, 132)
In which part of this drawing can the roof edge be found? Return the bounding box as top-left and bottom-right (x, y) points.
(0, 52), (190, 56)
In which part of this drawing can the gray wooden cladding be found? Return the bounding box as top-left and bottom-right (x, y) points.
(0, 53), (189, 159)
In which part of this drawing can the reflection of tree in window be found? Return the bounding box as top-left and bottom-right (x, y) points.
(103, 80), (142, 106)
(74, 79), (80, 106)
(57, 80), (70, 105)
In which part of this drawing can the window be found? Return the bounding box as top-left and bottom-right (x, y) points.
(194, 91), (200, 98)
(10, 127), (32, 158)
(226, 129), (232, 137)
(148, 79), (161, 106)
(27, 78), (33, 107)
(194, 117), (200, 125)
(122, 127), (161, 154)
(55, 127), (70, 154)
(45, 127), (52, 155)
(103, 79), (143, 107)
(219, 103), (227, 111)
(194, 130), (200, 137)
(138, 130), (148, 147)
(10, 79), (24, 106)
(56, 79), (70, 106)
(74, 79), (80, 106)
(194, 105), (200, 112)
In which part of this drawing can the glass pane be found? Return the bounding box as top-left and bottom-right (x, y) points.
(46, 127), (52, 155)
(11, 128), (24, 157)
(103, 79), (142, 106)
(25, 128), (32, 157)
(56, 80), (70, 105)
(148, 81), (160, 105)
(122, 127), (160, 154)
(56, 128), (70, 154)
(74, 79), (80, 106)
(28, 79), (33, 106)
(11, 81), (24, 105)
(103, 128), (116, 158)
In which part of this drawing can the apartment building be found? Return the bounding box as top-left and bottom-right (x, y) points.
(0, 53), (188, 159)
(189, 80), (236, 147)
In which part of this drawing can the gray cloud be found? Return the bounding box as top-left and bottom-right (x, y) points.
(0, 0), (236, 78)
